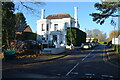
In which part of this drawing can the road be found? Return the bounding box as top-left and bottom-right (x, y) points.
(2, 45), (120, 80)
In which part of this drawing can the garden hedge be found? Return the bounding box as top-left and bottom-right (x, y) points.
(66, 27), (86, 46)
(112, 44), (120, 54)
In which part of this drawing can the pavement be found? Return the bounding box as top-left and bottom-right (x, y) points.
(2, 54), (68, 68)
(105, 46), (120, 68)
(107, 50), (120, 67)
(2, 48), (82, 68)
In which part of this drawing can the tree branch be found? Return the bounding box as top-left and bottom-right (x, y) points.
(20, 2), (34, 11)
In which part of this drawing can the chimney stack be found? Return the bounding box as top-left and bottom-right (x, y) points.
(74, 7), (78, 28)
(41, 9), (45, 19)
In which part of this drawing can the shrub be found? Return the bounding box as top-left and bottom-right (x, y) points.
(17, 32), (37, 41)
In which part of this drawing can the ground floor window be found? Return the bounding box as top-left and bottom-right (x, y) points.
(46, 35), (48, 40)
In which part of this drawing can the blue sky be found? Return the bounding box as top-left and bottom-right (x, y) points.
(14, 2), (118, 38)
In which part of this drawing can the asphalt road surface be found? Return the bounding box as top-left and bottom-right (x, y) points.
(2, 45), (120, 80)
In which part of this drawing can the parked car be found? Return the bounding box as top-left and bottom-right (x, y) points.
(88, 42), (95, 48)
(24, 40), (41, 49)
(94, 42), (99, 46)
(81, 43), (92, 49)
(15, 41), (26, 49)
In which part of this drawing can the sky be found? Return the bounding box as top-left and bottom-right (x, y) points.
(14, 2), (119, 38)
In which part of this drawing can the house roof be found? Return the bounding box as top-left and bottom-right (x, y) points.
(46, 14), (72, 19)
(16, 26), (26, 32)
(16, 26), (32, 32)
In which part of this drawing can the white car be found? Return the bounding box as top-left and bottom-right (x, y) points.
(81, 43), (92, 49)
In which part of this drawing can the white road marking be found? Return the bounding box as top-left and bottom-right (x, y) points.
(66, 50), (94, 76)
(82, 50), (94, 61)
(109, 76), (113, 78)
(85, 73), (95, 76)
(86, 76), (92, 78)
(101, 75), (113, 78)
(85, 73), (95, 78)
(71, 72), (79, 75)
(66, 63), (79, 76)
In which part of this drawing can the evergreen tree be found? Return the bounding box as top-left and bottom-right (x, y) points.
(15, 12), (27, 27)
(90, 2), (120, 25)
(2, 2), (16, 49)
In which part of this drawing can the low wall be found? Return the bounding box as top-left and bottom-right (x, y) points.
(42, 48), (65, 54)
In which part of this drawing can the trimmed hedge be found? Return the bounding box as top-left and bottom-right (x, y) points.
(66, 27), (86, 46)
(112, 44), (120, 54)
(17, 32), (37, 41)
(98, 41), (105, 44)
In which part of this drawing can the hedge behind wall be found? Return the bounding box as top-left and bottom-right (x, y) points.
(66, 27), (86, 46)
(16, 32), (37, 41)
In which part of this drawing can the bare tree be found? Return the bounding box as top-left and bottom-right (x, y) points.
(14, 0), (45, 16)
(86, 29), (107, 41)
(108, 30), (120, 41)
(86, 30), (93, 37)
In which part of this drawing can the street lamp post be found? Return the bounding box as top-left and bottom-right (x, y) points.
(110, 18), (116, 49)
(70, 26), (73, 50)
(114, 25), (116, 45)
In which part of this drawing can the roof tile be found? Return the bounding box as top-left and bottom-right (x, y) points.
(46, 14), (71, 19)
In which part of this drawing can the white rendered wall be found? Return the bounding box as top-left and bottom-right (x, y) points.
(37, 17), (76, 44)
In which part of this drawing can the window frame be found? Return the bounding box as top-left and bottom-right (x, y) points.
(54, 24), (58, 31)
(41, 24), (45, 31)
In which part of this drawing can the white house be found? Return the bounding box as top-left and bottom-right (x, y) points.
(36, 7), (80, 47)
(112, 35), (120, 45)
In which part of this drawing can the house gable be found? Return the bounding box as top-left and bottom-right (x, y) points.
(16, 26), (32, 34)
(24, 26), (32, 32)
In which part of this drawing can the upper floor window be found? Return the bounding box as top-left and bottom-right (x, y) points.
(47, 24), (49, 31)
(65, 22), (69, 29)
(54, 24), (58, 31)
(41, 24), (45, 31)
(42, 37), (45, 40)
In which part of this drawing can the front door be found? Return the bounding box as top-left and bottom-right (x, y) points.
(53, 35), (57, 43)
